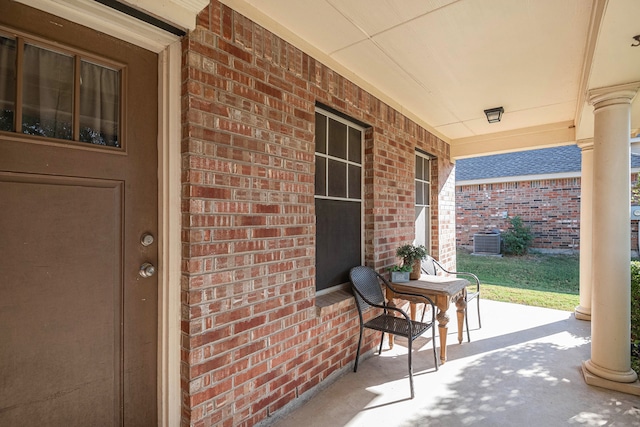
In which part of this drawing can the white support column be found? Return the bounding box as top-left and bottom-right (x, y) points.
(575, 139), (593, 321)
(583, 83), (640, 394)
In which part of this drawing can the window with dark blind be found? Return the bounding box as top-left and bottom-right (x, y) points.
(314, 109), (363, 293)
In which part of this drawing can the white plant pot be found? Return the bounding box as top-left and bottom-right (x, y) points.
(391, 271), (410, 283)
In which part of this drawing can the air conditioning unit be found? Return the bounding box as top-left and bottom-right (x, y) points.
(473, 233), (501, 255)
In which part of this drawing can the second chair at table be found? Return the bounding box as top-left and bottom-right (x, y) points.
(421, 255), (481, 343)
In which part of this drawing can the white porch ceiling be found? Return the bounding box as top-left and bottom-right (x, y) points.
(221, 0), (640, 158)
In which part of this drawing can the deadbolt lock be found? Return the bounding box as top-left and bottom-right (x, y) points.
(141, 233), (155, 247)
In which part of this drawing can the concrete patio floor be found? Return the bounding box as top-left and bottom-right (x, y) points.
(266, 299), (640, 426)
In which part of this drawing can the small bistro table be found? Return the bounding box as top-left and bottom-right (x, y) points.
(387, 275), (468, 364)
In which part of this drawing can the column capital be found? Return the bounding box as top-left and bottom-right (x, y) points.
(588, 82), (640, 108)
(577, 138), (594, 150)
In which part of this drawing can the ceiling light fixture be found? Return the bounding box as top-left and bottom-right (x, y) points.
(484, 107), (504, 123)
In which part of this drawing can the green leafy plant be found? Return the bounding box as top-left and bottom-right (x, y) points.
(396, 244), (428, 268)
(502, 216), (534, 256)
(632, 179), (640, 204)
(388, 264), (413, 272)
(631, 262), (640, 373)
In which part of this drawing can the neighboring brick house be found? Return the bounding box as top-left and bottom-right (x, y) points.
(455, 145), (640, 253)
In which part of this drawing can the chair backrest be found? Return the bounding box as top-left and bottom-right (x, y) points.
(349, 266), (386, 311)
(421, 255), (438, 276)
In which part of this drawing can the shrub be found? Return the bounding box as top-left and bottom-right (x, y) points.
(502, 216), (534, 256)
(631, 262), (640, 373)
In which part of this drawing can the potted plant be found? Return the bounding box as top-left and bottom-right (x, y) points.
(388, 264), (412, 283)
(396, 244), (428, 279)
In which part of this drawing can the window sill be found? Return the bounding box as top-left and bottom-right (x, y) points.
(315, 289), (354, 317)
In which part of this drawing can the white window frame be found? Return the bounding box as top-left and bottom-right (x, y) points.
(415, 151), (432, 253)
(314, 107), (365, 295)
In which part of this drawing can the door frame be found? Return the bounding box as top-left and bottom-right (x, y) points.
(13, 1), (196, 425)
(157, 41), (183, 427)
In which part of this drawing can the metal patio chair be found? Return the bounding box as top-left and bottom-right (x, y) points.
(349, 265), (438, 399)
(422, 255), (481, 342)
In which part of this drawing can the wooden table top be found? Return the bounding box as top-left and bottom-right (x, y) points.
(390, 275), (469, 296)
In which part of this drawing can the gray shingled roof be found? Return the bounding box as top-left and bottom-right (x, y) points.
(456, 145), (640, 181)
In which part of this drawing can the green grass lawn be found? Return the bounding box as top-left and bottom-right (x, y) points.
(456, 250), (580, 312)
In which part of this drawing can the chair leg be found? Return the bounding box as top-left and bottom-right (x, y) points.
(432, 327), (438, 371)
(407, 337), (414, 399)
(465, 304), (471, 343)
(354, 323), (364, 372)
(477, 297), (482, 328)
(378, 332), (385, 355)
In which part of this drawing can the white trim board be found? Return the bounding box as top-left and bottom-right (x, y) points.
(457, 172), (581, 186)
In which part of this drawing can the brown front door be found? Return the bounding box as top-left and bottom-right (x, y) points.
(0, 4), (158, 426)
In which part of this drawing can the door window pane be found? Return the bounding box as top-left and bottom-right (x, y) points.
(0, 36), (16, 132)
(22, 44), (73, 139)
(79, 61), (120, 147)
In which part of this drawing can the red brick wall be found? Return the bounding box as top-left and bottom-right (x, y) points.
(181, 2), (456, 426)
(457, 174), (640, 254)
(438, 158), (457, 265)
(456, 178), (581, 251)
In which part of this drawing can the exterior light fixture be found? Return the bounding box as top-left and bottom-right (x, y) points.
(484, 107), (504, 123)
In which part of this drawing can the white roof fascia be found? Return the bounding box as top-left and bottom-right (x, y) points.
(457, 171), (582, 187)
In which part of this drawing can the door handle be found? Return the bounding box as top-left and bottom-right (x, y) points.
(139, 262), (156, 278)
